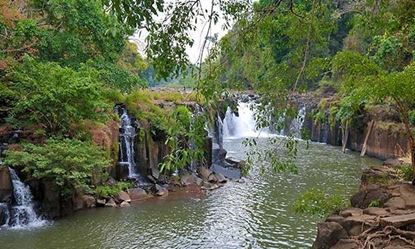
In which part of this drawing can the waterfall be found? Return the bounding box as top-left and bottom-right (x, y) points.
(118, 107), (138, 178)
(222, 101), (271, 139)
(9, 168), (45, 229)
(288, 106), (306, 139)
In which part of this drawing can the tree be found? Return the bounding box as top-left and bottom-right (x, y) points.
(6, 56), (109, 133)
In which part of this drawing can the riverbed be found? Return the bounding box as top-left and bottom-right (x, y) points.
(0, 137), (381, 249)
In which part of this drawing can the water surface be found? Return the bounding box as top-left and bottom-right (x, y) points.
(0, 138), (381, 249)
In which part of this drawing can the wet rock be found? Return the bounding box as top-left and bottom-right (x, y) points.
(0, 166), (12, 203)
(201, 182), (220, 191)
(155, 184), (168, 197)
(212, 148), (227, 163)
(106, 177), (117, 186)
(105, 198), (117, 208)
(120, 201), (130, 208)
(82, 195), (96, 208)
(211, 164), (241, 179)
(312, 222), (348, 249)
(208, 174), (218, 183)
(384, 197), (406, 209)
(0, 204), (8, 226)
(116, 191), (131, 203)
(214, 173), (227, 183)
(180, 174), (201, 186)
(128, 188), (149, 200)
(198, 167), (212, 180)
(96, 198), (106, 207)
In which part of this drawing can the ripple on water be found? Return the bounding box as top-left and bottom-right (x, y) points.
(0, 137), (382, 249)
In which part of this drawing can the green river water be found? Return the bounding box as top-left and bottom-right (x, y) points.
(0, 137), (381, 249)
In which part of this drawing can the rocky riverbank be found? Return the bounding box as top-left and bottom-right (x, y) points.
(313, 160), (415, 249)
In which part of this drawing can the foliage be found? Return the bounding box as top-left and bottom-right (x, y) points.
(397, 164), (414, 181)
(368, 199), (382, 208)
(6, 56), (109, 133)
(33, 0), (127, 67)
(294, 188), (347, 217)
(87, 60), (147, 92)
(4, 138), (111, 196)
(95, 181), (133, 198)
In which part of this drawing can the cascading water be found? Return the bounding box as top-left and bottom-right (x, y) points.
(222, 101), (271, 139)
(118, 107), (138, 178)
(288, 106), (306, 139)
(9, 168), (45, 229)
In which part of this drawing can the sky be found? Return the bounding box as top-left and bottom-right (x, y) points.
(130, 1), (230, 64)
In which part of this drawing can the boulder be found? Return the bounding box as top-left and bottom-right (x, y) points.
(399, 184), (415, 208)
(351, 186), (390, 208)
(116, 191), (131, 203)
(384, 197), (406, 210)
(96, 198), (106, 207)
(214, 173), (227, 183)
(120, 201), (131, 208)
(0, 167), (12, 203)
(312, 222), (348, 249)
(155, 184), (168, 197)
(105, 198), (117, 208)
(180, 174), (201, 186)
(208, 174), (218, 183)
(0, 204), (8, 226)
(198, 167), (212, 180)
(128, 188), (149, 200)
(82, 195), (96, 208)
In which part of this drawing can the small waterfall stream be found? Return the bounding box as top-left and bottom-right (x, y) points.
(118, 107), (138, 178)
(8, 168), (45, 229)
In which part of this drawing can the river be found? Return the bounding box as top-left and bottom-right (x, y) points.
(0, 136), (381, 249)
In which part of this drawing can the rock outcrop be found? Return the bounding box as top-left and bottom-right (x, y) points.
(313, 165), (415, 249)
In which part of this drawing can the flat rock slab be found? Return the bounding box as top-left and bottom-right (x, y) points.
(381, 213), (415, 227)
(363, 207), (390, 217)
(340, 208), (363, 217)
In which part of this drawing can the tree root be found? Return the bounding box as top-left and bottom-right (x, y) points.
(352, 225), (415, 248)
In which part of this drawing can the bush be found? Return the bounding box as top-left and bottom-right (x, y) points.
(294, 188), (347, 217)
(95, 181), (133, 198)
(7, 56), (109, 133)
(397, 164), (414, 181)
(4, 138), (111, 196)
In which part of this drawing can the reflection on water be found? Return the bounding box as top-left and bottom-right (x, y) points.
(0, 138), (381, 249)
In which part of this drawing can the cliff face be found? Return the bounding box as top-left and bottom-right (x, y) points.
(292, 91), (411, 161)
(306, 117), (410, 160)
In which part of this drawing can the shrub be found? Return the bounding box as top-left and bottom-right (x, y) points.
(294, 188), (347, 217)
(4, 138), (111, 196)
(7, 56), (109, 133)
(95, 181), (133, 198)
(397, 164), (414, 181)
